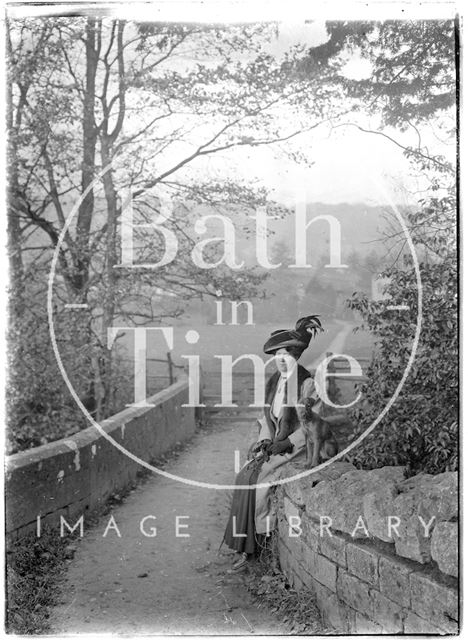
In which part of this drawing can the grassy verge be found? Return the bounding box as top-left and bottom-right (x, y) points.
(6, 526), (80, 634)
(243, 534), (329, 635)
(5, 432), (203, 635)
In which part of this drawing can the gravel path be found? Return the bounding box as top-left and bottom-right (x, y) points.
(48, 325), (357, 635)
(49, 417), (291, 635)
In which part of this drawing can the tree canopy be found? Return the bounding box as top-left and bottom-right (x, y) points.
(6, 16), (457, 466)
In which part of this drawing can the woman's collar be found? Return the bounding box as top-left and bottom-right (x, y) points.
(280, 361), (298, 380)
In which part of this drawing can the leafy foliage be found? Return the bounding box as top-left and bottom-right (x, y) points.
(6, 17), (457, 462)
(345, 193), (457, 475)
(6, 269), (132, 454)
(292, 18), (459, 476)
(8, 19), (331, 448)
(6, 526), (79, 634)
(301, 20), (456, 129)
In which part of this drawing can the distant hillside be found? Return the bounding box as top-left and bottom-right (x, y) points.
(231, 201), (400, 268)
(274, 202), (393, 254)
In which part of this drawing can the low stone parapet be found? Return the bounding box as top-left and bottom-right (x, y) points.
(275, 463), (459, 634)
(6, 378), (196, 539)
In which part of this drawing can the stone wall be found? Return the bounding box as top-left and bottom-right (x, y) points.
(275, 462), (459, 634)
(6, 378), (196, 539)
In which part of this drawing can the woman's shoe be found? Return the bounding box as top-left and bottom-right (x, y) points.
(232, 552), (248, 568)
(227, 552), (249, 574)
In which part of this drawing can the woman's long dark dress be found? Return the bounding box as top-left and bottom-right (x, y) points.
(223, 457), (264, 554)
(223, 364), (311, 554)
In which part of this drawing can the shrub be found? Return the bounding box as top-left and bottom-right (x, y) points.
(345, 203), (457, 475)
(7, 282), (132, 454)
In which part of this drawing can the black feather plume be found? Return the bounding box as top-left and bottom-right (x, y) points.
(295, 315), (323, 339)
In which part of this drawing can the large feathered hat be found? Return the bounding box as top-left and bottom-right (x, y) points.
(263, 315), (323, 355)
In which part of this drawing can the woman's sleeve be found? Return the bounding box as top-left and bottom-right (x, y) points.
(257, 416), (272, 441)
(288, 427), (306, 450)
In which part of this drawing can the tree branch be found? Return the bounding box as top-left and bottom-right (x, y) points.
(108, 21), (126, 145)
(332, 122), (450, 170)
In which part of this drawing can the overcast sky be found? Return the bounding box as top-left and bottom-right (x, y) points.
(174, 20), (455, 207)
(9, 12), (456, 210)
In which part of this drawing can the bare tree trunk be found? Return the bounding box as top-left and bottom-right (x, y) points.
(74, 17), (99, 297)
(6, 30), (25, 315)
(98, 135), (120, 418)
(7, 168), (25, 316)
(96, 20), (126, 418)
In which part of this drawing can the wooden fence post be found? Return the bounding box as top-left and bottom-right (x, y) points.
(326, 351), (338, 406)
(167, 352), (174, 385)
(195, 363), (204, 422)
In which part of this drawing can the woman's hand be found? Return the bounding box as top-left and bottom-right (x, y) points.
(252, 439), (272, 454)
(268, 438), (293, 456)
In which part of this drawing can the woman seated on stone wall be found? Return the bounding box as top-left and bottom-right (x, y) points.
(221, 315), (326, 573)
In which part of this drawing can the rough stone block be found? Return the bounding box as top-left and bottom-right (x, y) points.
(283, 526), (310, 570)
(304, 466), (405, 538)
(279, 461), (356, 488)
(284, 565), (296, 589)
(410, 572), (459, 632)
(414, 472), (457, 522)
(336, 568), (372, 615)
(379, 554), (414, 606)
(283, 495), (301, 522)
(363, 483), (399, 542)
(278, 539), (294, 583)
(67, 497), (92, 522)
(291, 571), (306, 590)
(346, 542), (379, 586)
(394, 513), (434, 563)
(6, 454), (91, 533)
(392, 472), (458, 564)
(353, 612), (383, 634)
(431, 521), (458, 577)
(278, 515), (290, 542)
(403, 611), (443, 634)
(312, 579), (353, 633)
(314, 553), (338, 593)
(319, 531), (346, 566)
(282, 548), (307, 590)
(309, 461), (357, 484)
(285, 544), (313, 590)
(283, 476), (310, 507)
(294, 563), (313, 590)
(304, 552), (337, 592)
(301, 515), (321, 552)
(310, 579), (331, 612)
(370, 589), (404, 633)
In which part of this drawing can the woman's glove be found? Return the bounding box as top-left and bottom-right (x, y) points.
(268, 438), (293, 456)
(252, 439), (272, 454)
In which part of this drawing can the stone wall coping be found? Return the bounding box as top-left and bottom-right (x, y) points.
(276, 479), (459, 634)
(280, 462), (458, 580)
(6, 377), (189, 471)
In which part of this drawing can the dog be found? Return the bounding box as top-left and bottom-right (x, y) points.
(296, 379), (339, 469)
